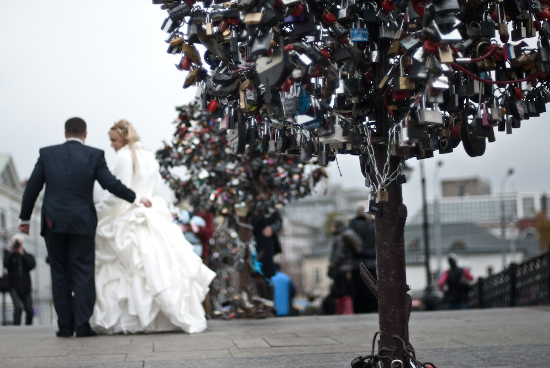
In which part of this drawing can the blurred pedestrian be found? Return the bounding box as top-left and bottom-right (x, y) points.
(3, 234), (36, 325)
(348, 202), (378, 313)
(328, 216), (362, 315)
(251, 208), (282, 300)
(271, 263), (297, 316)
(438, 254), (474, 310)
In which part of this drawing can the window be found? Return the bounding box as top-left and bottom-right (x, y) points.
(0, 209), (5, 230)
(313, 268), (320, 284)
(450, 240), (466, 250)
(407, 239), (420, 250)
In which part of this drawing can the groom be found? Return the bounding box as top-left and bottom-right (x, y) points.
(18, 117), (152, 337)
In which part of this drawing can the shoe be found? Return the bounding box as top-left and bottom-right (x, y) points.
(56, 330), (73, 338)
(76, 329), (97, 338)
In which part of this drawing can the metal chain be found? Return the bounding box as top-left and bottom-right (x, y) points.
(362, 123), (405, 194)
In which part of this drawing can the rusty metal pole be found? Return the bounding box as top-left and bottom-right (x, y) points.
(372, 147), (410, 366)
(370, 35), (411, 367)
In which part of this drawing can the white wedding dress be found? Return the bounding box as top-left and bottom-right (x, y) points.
(90, 142), (215, 334)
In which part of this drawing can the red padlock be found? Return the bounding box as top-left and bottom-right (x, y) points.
(309, 65), (323, 77)
(322, 13), (337, 25)
(534, 20), (542, 31)
(289, 4), (303, 17)
(227, 17), (240, 25)
(514, 87), (524, 100)
(207, 100), (219, 113)
(319, 49), (331, 59)
(491, 10), (499, 23)
(281, 78), (292, 92)
(381, 0), (397, 12)
(392, 89), (409, 100)
(218, 19), (229, 32)
(423, 39), (438, 54)
(542, 7), (550, 19)
(180, 56), (191, 71)
(450, 126), (460, 139)
(284, 44), (295, 51)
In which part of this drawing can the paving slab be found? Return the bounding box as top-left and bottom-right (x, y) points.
(0, 307), (548, 367)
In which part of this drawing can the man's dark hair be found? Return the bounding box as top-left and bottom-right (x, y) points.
(65, 117), (87, 137)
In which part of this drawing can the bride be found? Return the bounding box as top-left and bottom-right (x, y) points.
(90, 119), (215, 334)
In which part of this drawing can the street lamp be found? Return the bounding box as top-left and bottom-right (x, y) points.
(500, 168), (514, 269)
(420, 160), (438, 310)
(433, 161), (444, 277)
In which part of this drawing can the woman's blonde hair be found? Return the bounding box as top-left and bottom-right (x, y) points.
(110, 119), (141, 173)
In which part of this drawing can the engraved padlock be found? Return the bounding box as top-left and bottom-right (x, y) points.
(350, 18), (369, 42)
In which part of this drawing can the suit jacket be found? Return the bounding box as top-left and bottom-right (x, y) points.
(20, 141), (136, 238)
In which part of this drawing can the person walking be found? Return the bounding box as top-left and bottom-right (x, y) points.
(91, 120), (215, 334)
(271, 263), (297, 317)
(348, 202), (378, 313)
(3, 234), (36, 325)
(18, 117), (152, 337)
(438, 254), (475, 310)
(328, 216), (362, 315)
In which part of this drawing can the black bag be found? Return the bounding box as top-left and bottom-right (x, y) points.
(0, 271), (10, 293)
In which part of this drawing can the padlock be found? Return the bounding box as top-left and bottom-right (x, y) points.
(432, 0), (459, 14)
(399, 34), (422, 52)
(439, 45), (454, 63)
(367, 43), (380, 63)
(343, 70), (362, 94)
(350, 19), (369, 42)
(525, 16), (536, 38)
(378, 63), (397, 90)
(408, 62), (429, 82)
(476, 41), (496, 70)
(338, 0), (349, 21)
(496, 3), (509, 42)
(379, 23), (395, 39)
(416, 93), (443, 125)
(511, 20), (527, 41)
(244, 12), (263, 25)
(282, 83), (300, 116)
(466, 21), (482, 38)
(362, 1), (381, 24)
(393, 57), (416, 91)
(480, 12), (496, 38)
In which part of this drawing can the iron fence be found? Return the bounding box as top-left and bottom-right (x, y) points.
(468, 251), (549, 308)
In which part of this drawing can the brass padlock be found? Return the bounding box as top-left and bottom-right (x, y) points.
(387, 39), (401, 57)
(393, 57), (415, 91)
(438, 45), (453, 64)
(244, 12), (263, 25)
(377, 189), (389, 202)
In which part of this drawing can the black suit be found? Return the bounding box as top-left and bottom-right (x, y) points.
(19, 140), (136, 336)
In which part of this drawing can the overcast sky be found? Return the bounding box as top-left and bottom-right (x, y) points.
(1, 1), (549, 219)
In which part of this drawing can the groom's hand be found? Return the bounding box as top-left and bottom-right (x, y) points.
(18, 223), (30, 235)
(140, 197), (152, 208)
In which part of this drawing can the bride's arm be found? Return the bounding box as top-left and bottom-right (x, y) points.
(95, 150), (134, 218)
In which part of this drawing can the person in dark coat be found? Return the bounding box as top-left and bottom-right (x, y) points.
(251, 208), (282, 300)
(328, 216), (362, 315)
(3, 234), (36, 325)
(438, 254), (474, 309)
(348, 202), (378, 313)
(18, 117), (151, 337)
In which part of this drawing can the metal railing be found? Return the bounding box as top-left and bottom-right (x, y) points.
(468, 251), (550, 308)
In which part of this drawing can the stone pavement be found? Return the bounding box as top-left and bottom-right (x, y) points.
(0, 307), (548, 368)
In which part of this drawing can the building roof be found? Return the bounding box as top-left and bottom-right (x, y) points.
(404, 222), (539, 263)
(0, 154), (23, 194)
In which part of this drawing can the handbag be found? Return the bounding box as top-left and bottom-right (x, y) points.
(0, 271), (10, 293)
